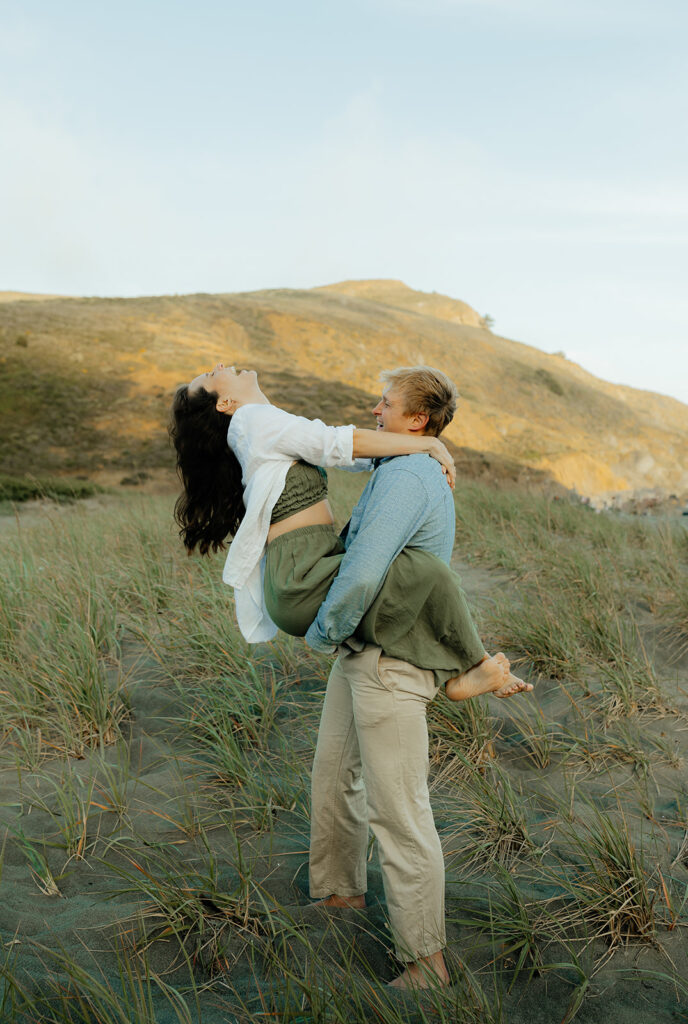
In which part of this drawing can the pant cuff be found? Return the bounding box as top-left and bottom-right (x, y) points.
(394, 941), (446, 963)
(309, 886), (367, 899)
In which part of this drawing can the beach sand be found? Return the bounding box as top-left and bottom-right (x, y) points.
(1, 494), (687, 1023)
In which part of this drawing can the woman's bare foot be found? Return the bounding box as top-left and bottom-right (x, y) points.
(494, 674), (534, 698)
(445, 654), (534, 702)
(312, 893), (366, 909)
(445, 652), (510, 701)
(387, 950), (450, 990)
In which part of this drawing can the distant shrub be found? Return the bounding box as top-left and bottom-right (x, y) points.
(15, 334), (28, 347)
(481, 313), (495, 330)
(0, 474), (103, 503)
(534, 368), (564, 396)
(120, 471), (150, 487)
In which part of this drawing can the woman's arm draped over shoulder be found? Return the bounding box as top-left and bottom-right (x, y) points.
(229, 405), (454, 486)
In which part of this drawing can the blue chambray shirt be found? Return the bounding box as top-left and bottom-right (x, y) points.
(304, 453), (455, 654)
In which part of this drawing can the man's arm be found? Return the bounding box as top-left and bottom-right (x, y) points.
(304, 466), (430, 653)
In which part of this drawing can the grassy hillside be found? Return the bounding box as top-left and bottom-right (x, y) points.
(1, 282), (686, 501)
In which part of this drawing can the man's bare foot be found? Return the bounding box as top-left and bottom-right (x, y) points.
(494, 674), (534, 698)
(312, 893), (366, 909)
(445, 652), (510, 701)
(387, 950), (450, 990)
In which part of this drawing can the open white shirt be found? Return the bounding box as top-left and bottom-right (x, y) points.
(222, 403), (368, 643)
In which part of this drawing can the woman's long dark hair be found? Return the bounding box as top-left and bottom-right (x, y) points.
(170, 385), (245, 555)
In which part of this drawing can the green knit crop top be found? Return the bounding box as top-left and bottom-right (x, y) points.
(270, 460), (329, 524)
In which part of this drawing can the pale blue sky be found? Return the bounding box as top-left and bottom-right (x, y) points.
(2, 0), (687, 402)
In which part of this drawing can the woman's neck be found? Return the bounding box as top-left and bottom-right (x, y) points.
(235, 391), (271, 409)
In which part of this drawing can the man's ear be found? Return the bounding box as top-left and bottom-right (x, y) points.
(411, 411), (429, 432)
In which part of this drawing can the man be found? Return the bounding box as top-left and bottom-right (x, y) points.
(304, 365), (530, 989)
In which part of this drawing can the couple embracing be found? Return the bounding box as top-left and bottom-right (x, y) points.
(171, 362), (532, 990)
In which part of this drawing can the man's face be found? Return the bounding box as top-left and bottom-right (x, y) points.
(371, 386), (422, 435)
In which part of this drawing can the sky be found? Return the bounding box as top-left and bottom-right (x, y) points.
(1, 0), (687, 403)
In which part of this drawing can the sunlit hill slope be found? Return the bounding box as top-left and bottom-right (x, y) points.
(1, 280), (686, 502)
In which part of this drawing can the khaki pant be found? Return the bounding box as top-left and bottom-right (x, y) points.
(309, 643), (446, 962)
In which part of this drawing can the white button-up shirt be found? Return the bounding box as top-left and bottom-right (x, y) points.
(222, 402), (360, 642)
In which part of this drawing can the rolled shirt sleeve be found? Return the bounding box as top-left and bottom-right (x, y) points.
(304, 467), (430, 651)
(259, 407), (356, 468)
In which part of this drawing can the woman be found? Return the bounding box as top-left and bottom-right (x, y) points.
(170, 364), (530, 701)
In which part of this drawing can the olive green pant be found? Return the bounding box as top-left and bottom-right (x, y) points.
(263, 523), (486, 685)
(309, 643), (446, 962)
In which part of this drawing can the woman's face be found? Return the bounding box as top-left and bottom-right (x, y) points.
(188, 363), (260, 412)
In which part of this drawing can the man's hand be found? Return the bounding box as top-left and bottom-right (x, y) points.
(428, 438), (455, 490)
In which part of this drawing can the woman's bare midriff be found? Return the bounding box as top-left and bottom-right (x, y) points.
(266, 499), (335, 544)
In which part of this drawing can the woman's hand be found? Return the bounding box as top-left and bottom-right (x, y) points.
(428, 438), (456, 490)
(351, 428), (456, 488)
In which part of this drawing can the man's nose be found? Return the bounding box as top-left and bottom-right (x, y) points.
(371, 402), (382, 415)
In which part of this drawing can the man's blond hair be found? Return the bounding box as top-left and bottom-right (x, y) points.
(380, 365), (458, 437)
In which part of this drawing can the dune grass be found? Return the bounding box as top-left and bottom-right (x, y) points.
(442, 758), (541, 874)
(0, 479), (687, 1022)
(0, 548), (130, 760)
(456, 481), (686, 716)
(0, 474), (104, 508)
